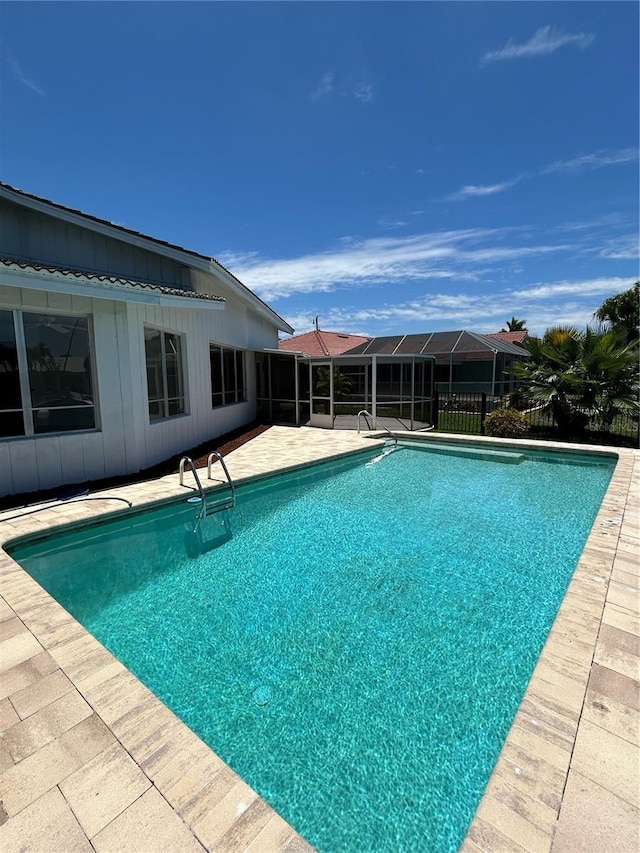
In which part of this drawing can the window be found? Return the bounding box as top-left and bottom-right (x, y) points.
(145, 327), (186, 420)
(210, 344), (246, 408)
(0, 310), (96, 437)
(0, 311), (24, 437)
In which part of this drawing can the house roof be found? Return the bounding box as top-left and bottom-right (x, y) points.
(486, 331), (529, 346)
(0, 258), (225, 309)
(278, 329), (371, 356)
(0, 183), (293, 332)
(346, 330), (529, 357)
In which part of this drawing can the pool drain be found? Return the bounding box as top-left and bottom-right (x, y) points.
(253, 685), (272, 706)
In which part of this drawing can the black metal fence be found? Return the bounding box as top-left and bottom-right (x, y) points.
(433, 391), (639, 448)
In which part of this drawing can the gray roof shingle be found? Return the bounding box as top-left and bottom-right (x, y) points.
(0, 257), (225, 302)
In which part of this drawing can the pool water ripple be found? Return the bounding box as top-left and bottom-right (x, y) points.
(12, 444), (614, 853)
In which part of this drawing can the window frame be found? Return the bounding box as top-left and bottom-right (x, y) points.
(0, 308), (99, 438)
(209, 343), (246, 409)
(144, 325), (187, 422)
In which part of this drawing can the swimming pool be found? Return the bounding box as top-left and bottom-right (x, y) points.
(9, 441), (615, 852)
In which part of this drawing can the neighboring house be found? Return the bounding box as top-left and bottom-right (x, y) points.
(278, 328), (370, 356)
(345, 330), (528, 395)
(486, 330), (529, 347)
(262, 328), (529, 430)
(0, 183), (292, 498)
(260, 329), (434, 429)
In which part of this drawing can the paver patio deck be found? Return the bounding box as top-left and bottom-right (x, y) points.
(0, 426), (638, 852)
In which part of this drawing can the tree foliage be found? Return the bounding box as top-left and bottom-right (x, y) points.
(594, 281), (639, 345)
(314, 367), (354, 400)
(501, 316), (527, 332)
(510, 326), (639, 435)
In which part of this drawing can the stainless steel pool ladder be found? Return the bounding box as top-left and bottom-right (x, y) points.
(356, 410), (398, 445)
(206, 452), (236, 510)
(179, 454), (236, 532)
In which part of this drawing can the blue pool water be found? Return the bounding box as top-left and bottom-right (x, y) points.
(11, 443), (615, 853)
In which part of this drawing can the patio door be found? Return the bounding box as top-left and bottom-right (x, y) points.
(309, 362), (333, 428)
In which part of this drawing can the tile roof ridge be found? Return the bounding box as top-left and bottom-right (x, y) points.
(315, 329), (330, 356)
(318, 329), (370, 339)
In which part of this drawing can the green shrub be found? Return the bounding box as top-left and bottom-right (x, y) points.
(484, 408), (529, 438)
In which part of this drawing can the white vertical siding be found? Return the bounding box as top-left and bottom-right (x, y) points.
(128, 296), (268, 472)
(58, 436), (88, 487)
(0, 239), (283, 497)
(115, 302), (139, 474)
(35, 437), (64, 490)
(92, 300), (128, 477)
(79, 431), (106, 482)
(4, 438), (39, 496)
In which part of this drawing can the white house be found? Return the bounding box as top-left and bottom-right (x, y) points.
(0, 183), (293, 498)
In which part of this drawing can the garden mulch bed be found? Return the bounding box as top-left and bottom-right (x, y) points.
(0, 421), (272, 511)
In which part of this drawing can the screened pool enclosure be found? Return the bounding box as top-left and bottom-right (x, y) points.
(256, 352), (436, 430)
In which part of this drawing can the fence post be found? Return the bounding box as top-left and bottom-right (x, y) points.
(432, 390), (439, 429)
(480, 392), (487, 434)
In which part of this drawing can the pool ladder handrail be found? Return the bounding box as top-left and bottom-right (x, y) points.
(206, 451), (236, 508)
(179, 454), (236, 531)
(356, 410), (398, 445)
(179, 456), (206, 499)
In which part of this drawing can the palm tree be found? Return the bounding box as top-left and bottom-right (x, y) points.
(579, 327), (639, 431)
(315, 366), (354, 400)
(501, 316), (527, 332)
(510, 326), (639, 435)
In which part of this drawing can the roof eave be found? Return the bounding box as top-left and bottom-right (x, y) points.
(1, 265), (226, 310)
(0, 183), (292, 333)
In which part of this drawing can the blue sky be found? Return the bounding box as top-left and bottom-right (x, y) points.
(1, 1), (637, 337)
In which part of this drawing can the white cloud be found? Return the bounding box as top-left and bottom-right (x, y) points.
(447, 179), (520, 200)
(540, 148), (639, 174)
(284, 294), (508, 336)
(597, 235), (639, 261)
(482, 26), (594, 64)
(7, 58), (45, 96)
(310, 71), (374, 104)
(512, 277), (634, 300)
(311, 72), (334, 100)
(281, 277), (632, 337)
(216, 249), (260, 270)
(555, 212), (632, 233)
(463, 245), (569, 262)
(448, 148), (636, 203)
(377, 217), (409, 230)
(352, 82), (374, 104)
(227, 227), (571, 301)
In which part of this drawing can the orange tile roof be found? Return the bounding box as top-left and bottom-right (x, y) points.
(486, 331), (529, 345)
(278, 329), (371, 356)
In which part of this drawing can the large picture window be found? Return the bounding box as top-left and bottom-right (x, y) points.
(210, 344), (246, 408)
(0, 310), (96, 437)
(145, 327), (186, 420)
